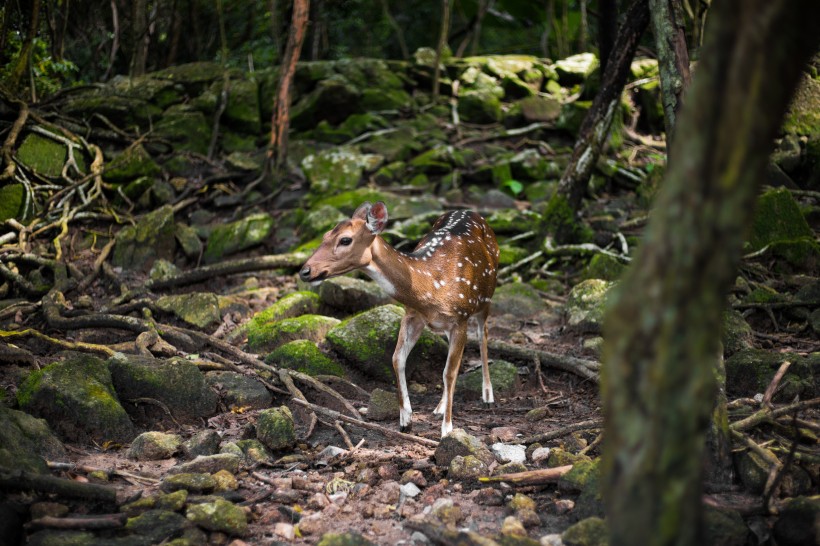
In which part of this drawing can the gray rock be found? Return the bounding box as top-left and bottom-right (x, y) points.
(554, 53), (599, 84)
(490, 443), (526, 464)
(231, 439), (273, 465)
(204, 371), (272, 410)
(108, 354), (218, 425)
(773, 496), (820, 546)
(318, 276), (392, 312)
(256, 406), (296, 451)
(703, 505), (751, 546)
(113, 205), (176, 273)
(17, 354), (135, 444)
(171, 453), (240, 475)
(492, 282), (550, 318)
(367, 388), (400, 421)
(127, 431), (182, 460)
(326, 305), (448, 382)
(447, 455), (488, 480)
(0, 406), (66, 474)
(155, 292), (221, 328)
(434, 428), (495, 467)
(182, 429), (221, 459)
(247, 314), (340, 352)
(160, 472), (217, 494)
(316, 532), (377, 546)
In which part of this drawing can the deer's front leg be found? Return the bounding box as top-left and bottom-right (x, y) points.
(392, 311), (426, 432)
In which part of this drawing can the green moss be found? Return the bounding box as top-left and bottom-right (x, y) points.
(251, 292), (321, 328)
(0, 183), (26, 222)
(247, 314), (339, 352)
(256, 406), (296, 451)
(498, 244), (529, 266)
(267, 340), (346, 377)
(314, 188), (399, 214)
(561, 517), (608, 546)
(15, 134), (69, 178)
(542, 193), (593, 244)
(105, 144), (161, 183)
(153, 105), (210, 155)
(585, 254), (627, 281)
(749, 188), (813, 250)
(486, 208), (541, 234)
(204, 212), (274, 263)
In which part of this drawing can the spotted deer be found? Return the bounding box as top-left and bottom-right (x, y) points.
(299, 201), (499, 437)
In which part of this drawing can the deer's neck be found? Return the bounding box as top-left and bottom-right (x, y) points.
(364, 237), (415, 303)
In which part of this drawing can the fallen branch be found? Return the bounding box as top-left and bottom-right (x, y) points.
(278, 369), (319, 441)
(476, 339), (600, 383)
(762, 360), (791, 406)
(478, 464), (573, 486)
(730, 397), (820, 432)
(520, 419), (602, 444)
(26, 513), (127, 531)
(290, 397), (439, 447)
(0, 469), (118, 503)
(287, 369), (362, 420)
(145, 251), (309, 290)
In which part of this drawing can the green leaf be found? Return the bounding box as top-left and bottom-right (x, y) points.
(501, 179), (524, 196)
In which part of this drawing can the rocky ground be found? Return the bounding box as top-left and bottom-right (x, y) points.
(1, 51), (819, 545)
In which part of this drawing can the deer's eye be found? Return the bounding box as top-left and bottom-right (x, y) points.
(339, 237), (353, 246)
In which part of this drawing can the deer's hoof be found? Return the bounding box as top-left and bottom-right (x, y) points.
(399, 424), (412, 433)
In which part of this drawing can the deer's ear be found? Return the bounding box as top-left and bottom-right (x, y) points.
(352, 202), (372, 221)
(366, 201), (388, 234)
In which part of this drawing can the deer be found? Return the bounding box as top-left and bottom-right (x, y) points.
(299, 201), (499, 437)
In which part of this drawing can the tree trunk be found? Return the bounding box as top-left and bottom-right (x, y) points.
(8, 0), (41, 93)
(548, 0), (649, 242)
(379, 0), (409, 60)
(601, 2), (820, 546)
(648, 0), (690, 142)
(431, 0), (451, 99)
(130, 0), (149, 76)
(269, 0), (310, 171)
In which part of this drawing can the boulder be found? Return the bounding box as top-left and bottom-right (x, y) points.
(554, 53), (599, 84)
(367, 388), (400, 421)
(773, 496), (820, 546)
(434, 428), (495, 467)
(113, 205), (176, 273)
(302, 146), (383, 202)
(203, 212), (274, 263)
(127, 431), (182, 461)
(204, 371), (272, 410)
(104, 144), (161, 184)
(325, 304), (448, 381)
(249, 291), (321, 329)
(457, 360), (519, 398)
(492, 282), (550, 318)
(458, 89), (503, 124)
(247, 314), (340, 352)
(15, 133), (74, 178)
(256, 406), (296, 451)
(561, 516), (607, 546)
(17, 354), (135, 444)
(565, 279), (616, 334)
(153, 104), (210, 155)
(0, 406), (66, 473)
(125, 509), (190, 544)
(108, 354), (218, 425)
(156, 292), (221, 328)
(318, 276), (392, 312)
(725, 349), (817, 400)
(267, 340), (346, 377)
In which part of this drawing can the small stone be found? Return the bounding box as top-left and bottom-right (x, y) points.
(316, 445), (348, 463)
(126, 509), (189, 543)
(448, 455), (487, 480)
(518, 508), (541, 528)
(430, 498), (463, 527)
(232, 439), (272, 465)
(368, 388), (400, 421)
(491, 443), (527, 464)
(501, 516), (527, 537)
(434, 428), (496, 467)
(29, 502), (69, 520)
(127, 431), (182, 461)
(489, 426), (520, 443)
(182, 429), (221, 459)
(316, 532), (377, 546)
(157, 490), (188, 511)
(540, 533), (564, 546)
(474, 487), (504, 506)
(274, 522), (296, 540)
(496, 462), (527, 474)
(372, 480), (401, 504)
(401, 469), (427, 487)
(562, 517), (607, 546)
(554, 499), (575, 514)
(400, 482), (422, 498)
(378, 463), (400, 481)
(212, 469), (238, 492)
(256, 406), (296, 451)
(509, 493), (537, 512)
(160, 473), (217, 494)
(531, 447), (551, 464)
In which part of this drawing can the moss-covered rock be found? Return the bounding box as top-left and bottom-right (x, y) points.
(561, 516), (607, 546)
(105, 144), (161, 184)
(749, 188), (813, 250)
(153, 104), (210, 155)
(127, 431), (182, 460)
(318, 276), (392, 312)
(0, 406), (66, 473)
(434, 428), (496, 467)
(518, 95), (562, 123)
(156, 292), (221, 328)
(361, 126), (422, 163)
(152, 61), (224, 90)
(126, 509), (190, 544)
(565, 279), (616, 334)
(173, 453), (241, 475)
(703, 506), (750, 546)
(15, 133), (71, 178)
(203, 212), (274, 262)
(108, 354), (218, 424)
(735, 447), (776, 494)
(25, 530), (96, 546)
(457, 360), (519, 398)
(256, 406), (296, 451)
(17, 354), (135, 444)
(722, 309), (754, 356)
(251, 291), (321, 329)
(509, 149), (562, 181)
(459, 89), (503, 124)
(725, 349), (817, 400)
(247, 314), (340, 352)
(448, 454), (488, 480)
(0, 183), (26, 222)
(111, 74), (183, 108)
(299, 205), (347, 241)
(314, 188), (399, 214)
(554, 53), (599, 85)
(113, 204), (176, 273)
(325, 304), (448, 381)
(267, 340), (346, 377)
(486, 208), (540, 235)
(772, 496), (820, 546)
(221, 78), (260, 133)
(204, 371), (272, 410)
(161, 472), (217, 494)
(229, 439), (272, 465)
(291, 74), (362, 130)
(302, 147), (383, 202)
(316, 532), (376, 546)
(182, 430), (221, 459)
(584, 254), (627, 281)
(542, 192), (594, 244)
(492, 282), (549, 318)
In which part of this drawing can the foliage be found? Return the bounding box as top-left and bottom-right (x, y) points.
(0, 33), (77, 95)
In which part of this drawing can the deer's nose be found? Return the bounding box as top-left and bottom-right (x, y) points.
(299, 265), (312, 282)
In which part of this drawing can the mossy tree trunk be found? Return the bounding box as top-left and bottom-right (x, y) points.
(648, 0), (690, 143)
(548, 0), (649, 243)
(8, 0), (41, 94)
(269, 0), (310, 172)
(601, 1), (820, 545)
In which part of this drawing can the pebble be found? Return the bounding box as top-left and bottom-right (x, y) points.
(490, 443), (527, 464)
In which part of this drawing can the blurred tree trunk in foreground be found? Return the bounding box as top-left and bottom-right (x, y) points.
(269, 0), (310, 172)
(601, 1), (820, 545)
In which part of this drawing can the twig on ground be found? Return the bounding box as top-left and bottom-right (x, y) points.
(520, 419), (602, 444)
(26, 513), (127, 531)
(762, 360), (792, 406)
(478, 464), (573, 486)
(731, 397), (820, 432)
